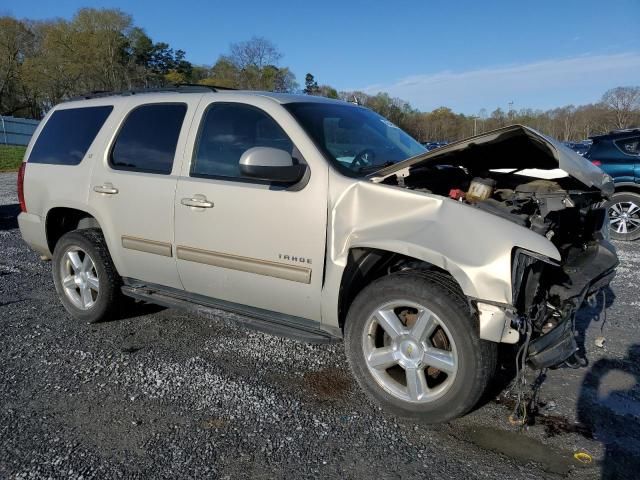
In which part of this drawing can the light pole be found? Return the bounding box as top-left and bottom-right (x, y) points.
(471, 116), (478, 136)
(0, 115), (7, 145)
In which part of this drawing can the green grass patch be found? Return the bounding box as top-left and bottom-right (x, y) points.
(0, 144), (27, 172)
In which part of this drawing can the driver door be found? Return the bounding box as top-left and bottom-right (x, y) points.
(173, 100), (328, 321)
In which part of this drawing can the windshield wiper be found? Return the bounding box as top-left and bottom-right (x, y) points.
(357, 161), (395, 174)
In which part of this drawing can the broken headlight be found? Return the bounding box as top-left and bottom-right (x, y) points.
(511, 248), (559, 308)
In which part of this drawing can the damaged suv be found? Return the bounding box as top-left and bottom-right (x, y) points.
(18, 86), (617, 423)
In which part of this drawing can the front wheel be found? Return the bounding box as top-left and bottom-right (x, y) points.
(607, 192), (640, 241)
(344, 272), (496, 423)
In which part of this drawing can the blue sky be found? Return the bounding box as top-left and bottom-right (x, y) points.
(5, 0), (640, 113)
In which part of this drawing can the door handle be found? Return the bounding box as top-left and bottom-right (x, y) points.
(181, 195), (214, 208)
(93, 183), (118, 194)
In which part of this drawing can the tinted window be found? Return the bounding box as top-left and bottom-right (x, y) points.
(615, 137), (640, 156)
(191, 103), (294, 179)
(28, 106), (113, 165)
(111, 103), (187, 174)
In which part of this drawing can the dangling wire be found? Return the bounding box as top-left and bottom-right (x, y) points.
(509, 318), (532, 427)
(600, 288), (608, 334)
(528, 368), (548, 417)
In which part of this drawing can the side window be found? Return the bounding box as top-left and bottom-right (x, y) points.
(191, 103), (294, 179)
(614, 137), (640, 156)
(28, 106), (113, 165)
(111, 103), (187, 174)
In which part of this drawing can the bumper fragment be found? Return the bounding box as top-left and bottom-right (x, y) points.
(477, 302), (519, 344)
(17, 212), (50, 258)
(527, 319), (576, 369)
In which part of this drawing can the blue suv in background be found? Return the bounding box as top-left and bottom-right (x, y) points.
(585, 128), (640, 241)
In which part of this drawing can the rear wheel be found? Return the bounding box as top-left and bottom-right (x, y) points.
(607, 192), (640, 241)
(344, 272), (497, 423)
(52, 229), (123, 323)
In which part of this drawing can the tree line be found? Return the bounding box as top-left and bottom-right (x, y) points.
(340, 87), (640, 142)
(1, 8), (639, 142)
(0, 9), (295, 118)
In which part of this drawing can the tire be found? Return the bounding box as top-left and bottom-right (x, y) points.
(52, 228), (123, 323)
(344, 271), (497, 423)
(606, 192), (640, 241)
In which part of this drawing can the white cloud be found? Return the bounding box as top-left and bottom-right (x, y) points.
(358, 53), (640, 114)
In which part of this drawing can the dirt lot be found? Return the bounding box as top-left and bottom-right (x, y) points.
(1, 172), (639, 479)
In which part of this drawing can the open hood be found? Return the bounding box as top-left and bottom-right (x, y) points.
(372, 125), (614, 195)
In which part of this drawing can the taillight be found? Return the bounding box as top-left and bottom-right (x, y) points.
(591, 160), (602, 167)
(17, 162), (26, 212)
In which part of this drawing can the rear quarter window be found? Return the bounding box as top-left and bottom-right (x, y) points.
(28, 106), (113, 165)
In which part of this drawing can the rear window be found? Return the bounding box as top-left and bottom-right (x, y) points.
(614, 137), (640, 156)
(110, 103), (187, 174)
(28, 106), (113, 165)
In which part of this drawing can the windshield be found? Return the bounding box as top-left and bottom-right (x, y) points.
(285, 102), (426, 176)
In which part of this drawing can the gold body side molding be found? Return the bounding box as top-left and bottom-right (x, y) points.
(176, 246), (312, 284)
(122, 236), (173, 257)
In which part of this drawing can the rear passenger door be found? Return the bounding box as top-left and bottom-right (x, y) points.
(89, 99), (199, 289)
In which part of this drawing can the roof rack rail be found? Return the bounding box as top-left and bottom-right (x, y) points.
(68, 84), (236, 101)
(174, 83), (236, 91)
(609, 127), (640, 135)
(590, 127), (640, 139)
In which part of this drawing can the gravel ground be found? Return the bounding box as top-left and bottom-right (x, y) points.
(1, 171), (639, 479)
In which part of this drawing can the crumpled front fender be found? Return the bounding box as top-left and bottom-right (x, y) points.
(322, 180), (560, 328)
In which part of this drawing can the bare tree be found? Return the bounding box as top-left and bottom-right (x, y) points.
(602, 86), (640, 129)
(229, 36), (282, 69)
(552, 105), (577, 141)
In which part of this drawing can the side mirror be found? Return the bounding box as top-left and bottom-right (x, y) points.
(239, 147), (307, 183)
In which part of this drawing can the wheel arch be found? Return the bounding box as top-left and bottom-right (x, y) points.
(45, 206), (102, 254)
(613, 182), (640, 195)
(336, 247), (469, 330)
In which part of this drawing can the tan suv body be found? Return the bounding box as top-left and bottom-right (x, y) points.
(18, 87), (617, 422)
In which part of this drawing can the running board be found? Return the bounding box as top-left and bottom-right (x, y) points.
(121, 282), (341, 344)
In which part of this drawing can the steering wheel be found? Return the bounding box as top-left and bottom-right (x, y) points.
(350, 149), (376, 169)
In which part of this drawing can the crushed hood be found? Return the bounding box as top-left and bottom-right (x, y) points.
(372, 125), (614, 195)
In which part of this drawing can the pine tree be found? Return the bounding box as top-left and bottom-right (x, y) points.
(303, 73), (319, 95)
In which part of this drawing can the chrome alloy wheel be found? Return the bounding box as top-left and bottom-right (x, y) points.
(60, 247), (99, 310)
(362, 301), (458, 403)
(609, 201), (640, 235)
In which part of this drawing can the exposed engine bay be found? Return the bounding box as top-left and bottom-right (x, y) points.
(392, 164), (605, 247)
(376, 126), (618, 369)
